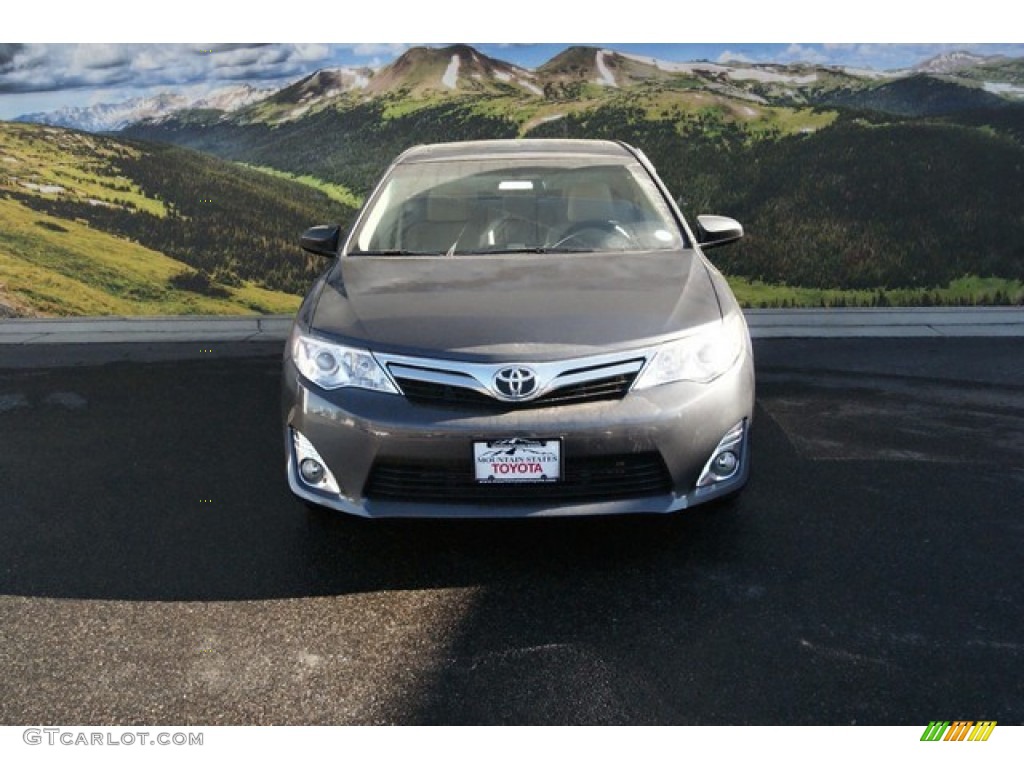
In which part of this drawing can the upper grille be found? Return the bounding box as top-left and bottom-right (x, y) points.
(364, 452), (672, 503)
(394, 372), (637, 410)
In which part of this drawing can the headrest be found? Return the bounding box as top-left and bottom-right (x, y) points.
(566, 182), (614, 222)
(427, 195), (470, 222)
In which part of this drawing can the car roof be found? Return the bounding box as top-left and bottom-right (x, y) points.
(395, 139), (636, 164)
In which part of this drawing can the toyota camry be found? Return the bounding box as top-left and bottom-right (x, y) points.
(282, 138), (753, 518)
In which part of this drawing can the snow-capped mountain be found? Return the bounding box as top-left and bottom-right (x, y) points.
(268, 68), (373, 105)
(193, 84), (277, 112)
(15, 45), (1024, 135)
(539, 46), (859, 92)
(17, 93), (190, 132)
(366, 44), (542, 97)
(912, 51), (995, 74)
(16, 84), (275, 132)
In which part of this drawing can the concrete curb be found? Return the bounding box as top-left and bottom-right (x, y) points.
(742, 307), (1024, 338)
(1, 308), (1023, 344)
(0, 316), (293, 344)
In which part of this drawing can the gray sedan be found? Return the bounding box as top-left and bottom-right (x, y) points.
(283, 138), (753, 517)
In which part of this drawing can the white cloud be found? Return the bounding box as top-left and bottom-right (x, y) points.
(779, 44), (828, 64)
(0, 44), (338, 95)
(351, 44), (410, 57)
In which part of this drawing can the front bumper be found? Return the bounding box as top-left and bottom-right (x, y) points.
(283, 348), (754, 518)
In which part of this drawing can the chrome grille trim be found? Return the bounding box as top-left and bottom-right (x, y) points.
(376, 349), (650, 404)
(387, 363), (491, 398)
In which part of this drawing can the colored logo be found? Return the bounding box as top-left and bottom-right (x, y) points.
(920, 721), (996, 742)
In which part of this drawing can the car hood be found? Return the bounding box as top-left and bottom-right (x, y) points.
(311, 250), (722, 361)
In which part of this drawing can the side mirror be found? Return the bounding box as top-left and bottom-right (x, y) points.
(695, 215), (743, 249)
(300, 224), (341, 257)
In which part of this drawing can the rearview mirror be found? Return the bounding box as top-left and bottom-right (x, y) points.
(300, 225), (342, 257)
(696, 215), (743, 249)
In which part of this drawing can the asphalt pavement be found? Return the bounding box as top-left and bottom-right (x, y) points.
(0, 337), (1021, 724)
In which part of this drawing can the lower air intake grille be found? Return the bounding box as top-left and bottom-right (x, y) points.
(364, 452), (672, 503)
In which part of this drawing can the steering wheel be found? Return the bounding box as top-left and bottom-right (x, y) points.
(554, 219), (637, 249)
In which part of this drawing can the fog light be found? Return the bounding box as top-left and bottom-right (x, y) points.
(299, 458), (326, 484)
(291, 428), (341, 495)
(696, 420), (747, 488)
(712, 450), (738, 476)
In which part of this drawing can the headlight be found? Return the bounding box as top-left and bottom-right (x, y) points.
(633, 316), (744, 389)
(291, 331), (399, 393)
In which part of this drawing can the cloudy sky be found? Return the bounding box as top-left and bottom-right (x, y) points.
(2, 42), (1023, 119)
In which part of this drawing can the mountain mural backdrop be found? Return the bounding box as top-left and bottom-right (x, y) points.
(2, 44), (1023, 316)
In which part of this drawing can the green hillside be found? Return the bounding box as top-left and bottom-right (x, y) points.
(819, 74), (1008, 116)
(0, 122), (354, 316)
(13, 45), (1024, 312)
(527, 107), (1024, 290)
(124, 88), (1024, 302)
(0, 197), (299, 316)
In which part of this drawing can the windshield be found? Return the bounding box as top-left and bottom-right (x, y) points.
(349, 157), (686, 255)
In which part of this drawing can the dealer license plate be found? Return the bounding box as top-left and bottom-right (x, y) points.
(473, 438), (561, 483)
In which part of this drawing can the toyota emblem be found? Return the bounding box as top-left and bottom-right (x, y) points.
(493, 366), (539, 400)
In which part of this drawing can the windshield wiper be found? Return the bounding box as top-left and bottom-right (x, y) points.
(352, 246), (592, 256)
(350, 249), (428, 256)
(479, 246), (594, 254)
